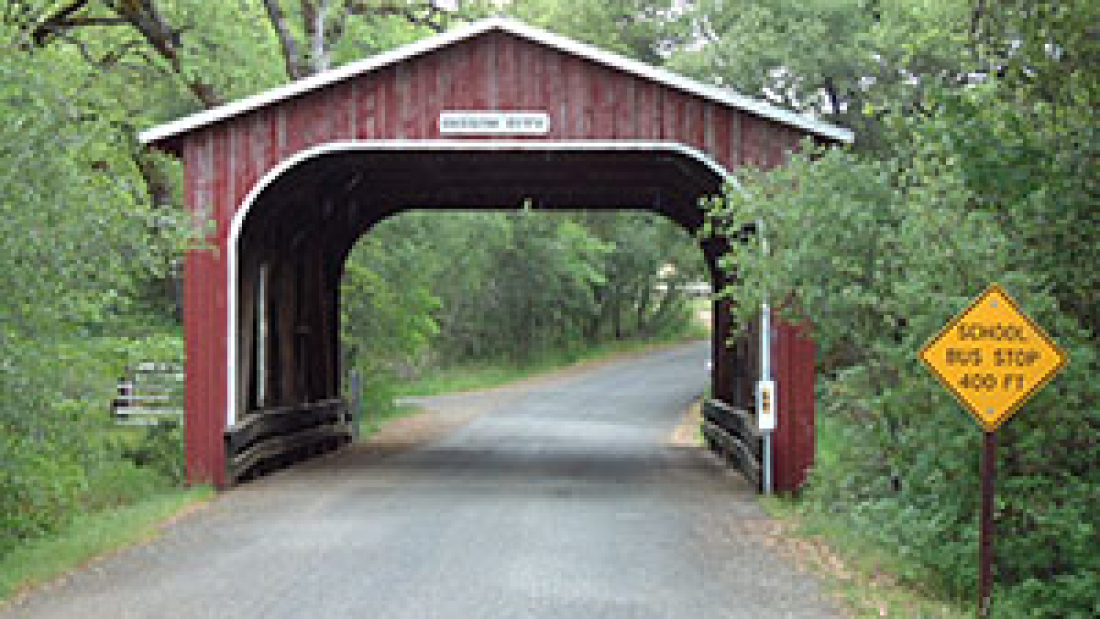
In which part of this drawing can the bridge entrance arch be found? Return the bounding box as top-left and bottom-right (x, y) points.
(141, 18), (852, 489)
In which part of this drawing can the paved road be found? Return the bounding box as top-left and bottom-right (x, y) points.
(6, 341), (839, 618)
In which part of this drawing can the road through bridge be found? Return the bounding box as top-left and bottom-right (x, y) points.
(140, 17), (850, 488)
(4, 342), (840, 618)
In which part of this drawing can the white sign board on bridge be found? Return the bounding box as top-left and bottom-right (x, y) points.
(439, 111), (550, 135)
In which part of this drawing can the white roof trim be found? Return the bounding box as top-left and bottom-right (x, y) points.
(140, 17), (853, 147)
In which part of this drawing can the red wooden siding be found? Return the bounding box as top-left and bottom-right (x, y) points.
(774, 319), (816, 491)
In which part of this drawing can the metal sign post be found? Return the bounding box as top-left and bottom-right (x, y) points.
(757, 218), (774, 494)
(979, 430), (997, 617)
(919, 284), (1067, 618)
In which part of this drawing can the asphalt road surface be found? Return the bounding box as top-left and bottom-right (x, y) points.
(6, 341), (839, 618)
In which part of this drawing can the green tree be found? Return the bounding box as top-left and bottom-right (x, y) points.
(506, 0), (685, 64)
(671, 0), (983, 150)
(704, 1), (1099, 612)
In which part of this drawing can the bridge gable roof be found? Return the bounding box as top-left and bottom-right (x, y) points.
(140, 17), (852, 151)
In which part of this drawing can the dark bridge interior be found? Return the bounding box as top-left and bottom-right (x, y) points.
(230, 148), (748, 479)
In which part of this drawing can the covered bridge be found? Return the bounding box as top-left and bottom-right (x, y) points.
(140, 17), (852, 489)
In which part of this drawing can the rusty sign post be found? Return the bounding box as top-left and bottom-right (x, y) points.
(919, 284), (1067, 618)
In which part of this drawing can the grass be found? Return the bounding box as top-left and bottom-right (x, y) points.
(760, 496), (970, 618)
(814, 412), (844, 474)
(0, 486), (213, 604)
(357, 402), (424, 438)
(396, 328), (707, 397)
(754, 416), (971, 618)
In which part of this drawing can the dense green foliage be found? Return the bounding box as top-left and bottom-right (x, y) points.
(1, 17), (188, 555)
(699, 1), (1099, 614)
(341, 209), (704, 384)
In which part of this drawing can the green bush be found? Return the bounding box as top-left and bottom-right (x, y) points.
(121, 422), (186, 486)
(0, 334), (185, 559)
(0, 439), (86, 555)
(707, 130), (1099, 613)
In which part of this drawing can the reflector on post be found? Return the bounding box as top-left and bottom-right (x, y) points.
(756, 379), (776, 432)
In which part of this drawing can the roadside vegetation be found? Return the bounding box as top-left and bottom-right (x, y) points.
(699, 2), (1098, 615)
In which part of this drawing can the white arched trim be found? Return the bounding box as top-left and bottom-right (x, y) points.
(226, 140), (737, 428)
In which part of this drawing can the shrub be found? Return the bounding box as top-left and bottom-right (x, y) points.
(706, 136), (1099, 612)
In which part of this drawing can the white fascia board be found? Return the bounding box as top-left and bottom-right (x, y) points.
(140, 17), (853, 147)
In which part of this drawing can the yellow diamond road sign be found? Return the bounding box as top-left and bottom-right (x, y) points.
(919, 284), (1067, 432)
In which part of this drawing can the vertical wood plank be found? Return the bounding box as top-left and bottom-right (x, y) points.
(470, 36), (491, 109)
(675, 91), (690, 145)
(661, 87), (676, 141)
(396, 63), (411, 139)
(355, 75), (378, 140)
(210, 126), (230, 245)
(636, 80), (657, 140)
(235, 117), (255, 205)
(267, 105), (285, 172)
(565, 53), (586, 138)
(712, 107), (732, 171)
(611, 71), (632, 139)
(453, 41), (476, 109)
(703, 101), (716, 160)
(248, 111), (272, 197)
(740, 114), (760, 168)
(420, 52), (440, 139)
(728, 111), (743, 168)
(331, 81), (356, 141)
(435, 43), (455, 130)
(592, 66), (615, 139)
(283, 97), (304, 157)
(681, 94), (704, 152)
(496, 34), (519, 111)
(380, 67), (398, 139)
(517, 36), (538, 111)
(542, 49), (565, 138)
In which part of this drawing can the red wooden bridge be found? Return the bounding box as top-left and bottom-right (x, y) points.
(140, 17), (852, 489)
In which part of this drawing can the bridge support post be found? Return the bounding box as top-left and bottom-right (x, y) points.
(183, 246), (230, 488)
(772, 318), (815, 492)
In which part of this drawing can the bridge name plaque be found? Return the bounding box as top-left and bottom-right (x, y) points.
(439, 111), (550, 135)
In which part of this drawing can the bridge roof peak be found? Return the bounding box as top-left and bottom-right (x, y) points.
(140, 16), (853, 150)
